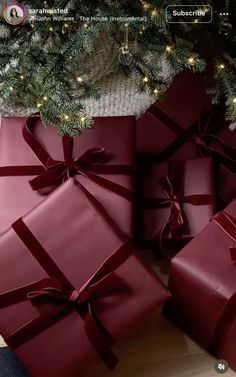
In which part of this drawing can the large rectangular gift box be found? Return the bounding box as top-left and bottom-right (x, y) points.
(163, 198), (236, 370)
(136, 157), (216, 252)
(0, 114), (135, 234)
(0, 178), (170, 377)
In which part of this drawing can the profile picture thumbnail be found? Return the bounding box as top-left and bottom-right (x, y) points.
(3, 3), (25, 25)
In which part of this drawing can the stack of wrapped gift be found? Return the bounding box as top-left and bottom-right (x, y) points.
(136, 70), (236, 371)
(0, 114), (170, 376)
(136, 70), (236, 253)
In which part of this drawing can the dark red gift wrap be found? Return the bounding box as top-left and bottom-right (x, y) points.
(0, 178), (170, 377)
(137, 157), (216, 251)
(163, 198), (236, 370)
(136, 70), (236, 204)
(137, 70), (211, 158)
(0, 114), (135, 234)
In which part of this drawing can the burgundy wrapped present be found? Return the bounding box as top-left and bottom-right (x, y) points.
(0, 178), (170, 377)
(163, 198), (236, 370)
(169, 109), (236, 204)
(137, 70), (236, 204)
(136, 157), (216, 252)
(137, 70), (211, 158)
(0, 114), (135, 234)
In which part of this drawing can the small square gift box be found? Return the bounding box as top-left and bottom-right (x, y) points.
(0, 178), (170, 377)
(136, 157), (216, 253)
(163, 198), (236, 371)
(0, 114), (135, 234)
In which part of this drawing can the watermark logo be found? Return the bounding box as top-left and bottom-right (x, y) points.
(3, 2), (25, 25)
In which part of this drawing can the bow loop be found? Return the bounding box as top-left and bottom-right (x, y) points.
(159, 175), (184, 231)
(77, 148), (108, 166)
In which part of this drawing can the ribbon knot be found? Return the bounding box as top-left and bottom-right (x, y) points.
(194, 135), (207, 148)
(159, 176), (184, 230)
(26, 281), (87, 307)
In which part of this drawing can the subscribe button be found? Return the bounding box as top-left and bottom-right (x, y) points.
(166, 5), (212, 24)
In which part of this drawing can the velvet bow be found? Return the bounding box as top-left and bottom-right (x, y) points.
(157, 174), (213, 234)
(29, 136), (109, 191)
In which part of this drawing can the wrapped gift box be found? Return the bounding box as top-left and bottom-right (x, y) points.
(136, 158), (216, 252)
(0, 178), (170, 377)
(0, 115), (135, 234)
(137, 70), (211, 159)
(164, 198), (236, 370)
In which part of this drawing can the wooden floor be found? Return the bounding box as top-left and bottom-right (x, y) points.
(0, 252), (235, 377)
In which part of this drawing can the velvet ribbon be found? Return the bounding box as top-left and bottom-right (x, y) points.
(208, 211), (236, 358)
(144, 161), (213, 247)
(0, 114), (133, 201)
(0, 218), (134, 370)
(148, 105), (236, 174)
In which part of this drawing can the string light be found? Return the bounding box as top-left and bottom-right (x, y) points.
(10, 87), (13, 92)
(80, 116), (86, 122)
(151, 9), (158, 17)
(20, 75), (24, 80)
(49, 27), (53, 32)
(194, 19), (199, 23)
(43, 96), (48, 101)
(77, 77), (83, 83)
(143, 76), (149, 83)
(166, 45), (172, 52)
(64, 115), (70, 120)
(233, 98), (236, 104)
(64, 23), (69, 28)
(154, 88), (159, 94)
(37, 103), (43, 108)
(83, 23), (88, 28)
(142, 1), (151, 10)
(218, 63), (225, 70)
(124, 23), (129, 28)
(188, 57), (195, 64)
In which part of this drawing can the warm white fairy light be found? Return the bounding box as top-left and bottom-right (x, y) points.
(77, 77), (83, 83)
(20, 75), (24, 80)
(233, 97), (236, 104)
(37, 103), (43, 108)
(154, 88), (159, 94)
(80, 116), (86, 122)
(151, 8), (158, 17)
(166, 45), (172, 52)
(188, 57), (195, 64)
(218, 63), (225, 70)
(64, 23), (69, 28)
(64, 115), (70, 120)
(10, 87), (13, 92)
(83, 23), (88, 28)
(143, 76), (149, 82)
(49, 27), (53, 31)
(43, 96), (48, 101)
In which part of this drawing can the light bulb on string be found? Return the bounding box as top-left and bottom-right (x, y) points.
(118, 26), (133, 66)
(143, 76), (149, 83)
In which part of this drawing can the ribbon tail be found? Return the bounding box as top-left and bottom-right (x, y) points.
(29, 166), (67, 190)
(0, 279), (55, 309)
(84, 304), (118, 370)
(0, 166), (46, 177)
(6, 306), (68, 350)
(79, 170), (133, 202)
